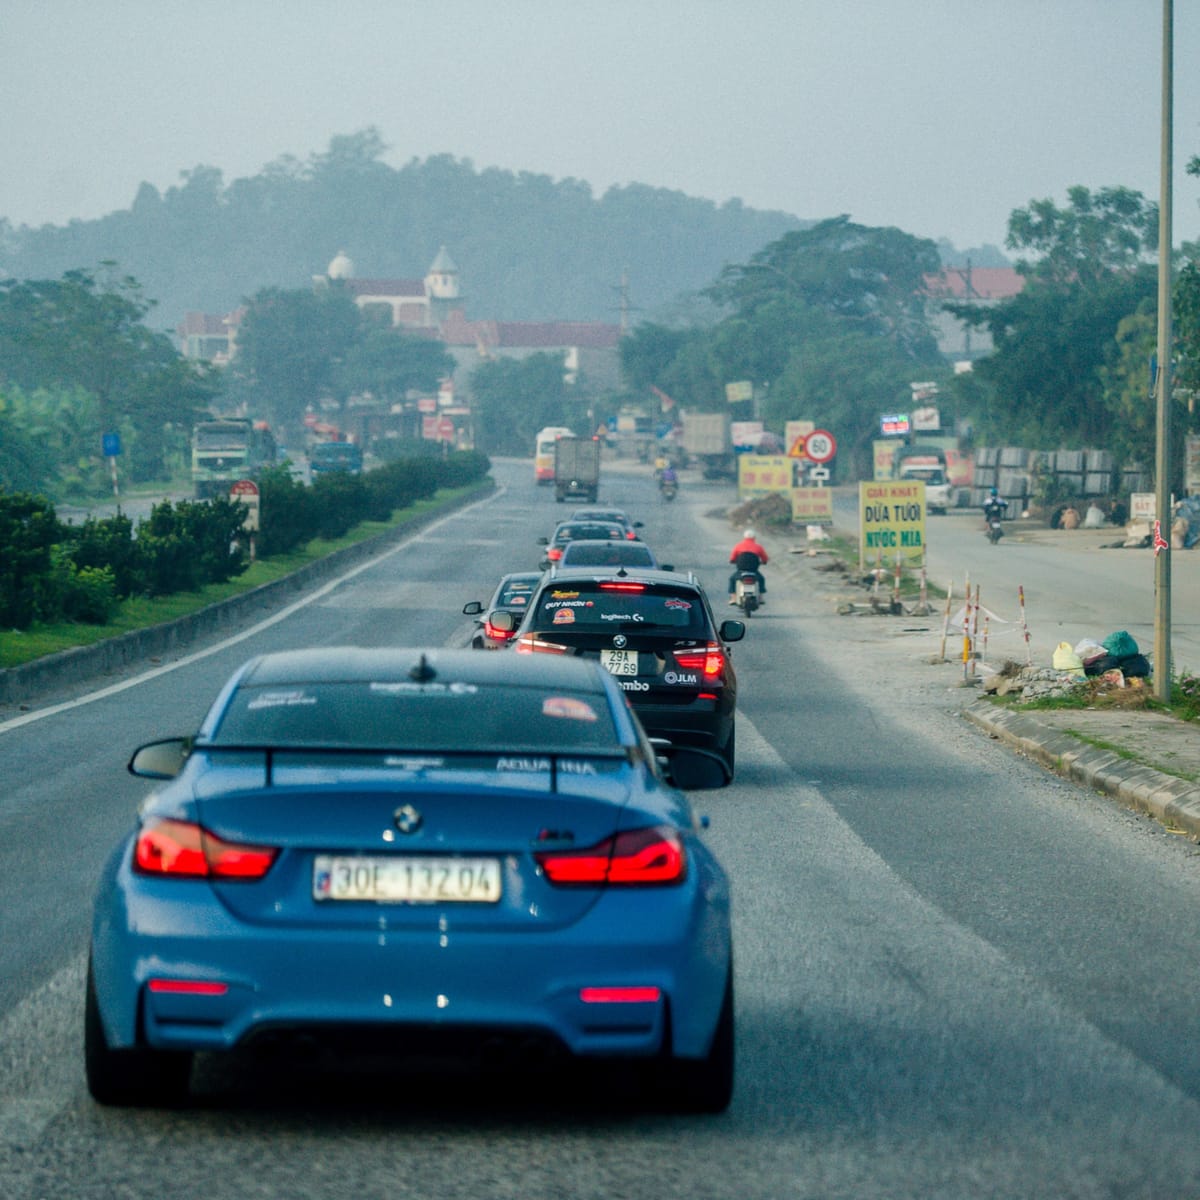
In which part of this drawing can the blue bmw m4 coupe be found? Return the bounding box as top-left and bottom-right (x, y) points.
(86, 647), (733, 1111)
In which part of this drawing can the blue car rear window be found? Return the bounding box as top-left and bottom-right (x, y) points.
(560, 544), (655, 567)
(212, 683), (619, 750)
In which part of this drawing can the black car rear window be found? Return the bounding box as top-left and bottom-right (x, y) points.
(496, 579), (537, 606)
(535, 583), (706, 632)
(553, 524), (623, 543)
(212, 682), (618, 749)
(560, 543), (655, 567)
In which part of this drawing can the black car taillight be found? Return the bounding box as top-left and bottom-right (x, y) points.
(536, 826), (686, 886)
(673, 642), (725, 680)
(134, 818), (278, 880)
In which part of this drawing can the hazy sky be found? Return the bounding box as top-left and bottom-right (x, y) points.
(3, 1), (1198, 252)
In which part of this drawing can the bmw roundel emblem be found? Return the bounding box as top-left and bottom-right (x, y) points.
(393, 804), (423, 834)
(613, 634), (627, 649)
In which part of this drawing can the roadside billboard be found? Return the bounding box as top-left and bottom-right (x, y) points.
(873, 439), (899, 480)
(738, 454), (791, 498)
(859, 480), (926, 568)
(791, 487), (834, 525)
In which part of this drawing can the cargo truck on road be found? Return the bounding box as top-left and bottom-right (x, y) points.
(681, 410), (736, 479)
(554, 436), (601, 503)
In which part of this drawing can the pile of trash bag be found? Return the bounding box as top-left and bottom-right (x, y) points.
(1061, 630), (1151, 680)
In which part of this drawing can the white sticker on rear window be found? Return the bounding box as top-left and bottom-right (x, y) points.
(369, 682), (479, 696)
(542, 696), (599, 722)
(247, 690), (318, 710)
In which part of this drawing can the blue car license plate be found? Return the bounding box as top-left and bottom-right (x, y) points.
(313, 856), (502, 903)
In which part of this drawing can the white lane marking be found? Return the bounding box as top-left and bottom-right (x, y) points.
(0, 957), (86, 1168)
(0, 487), (505, 736)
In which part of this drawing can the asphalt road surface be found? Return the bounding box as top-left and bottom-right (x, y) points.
(4, 460), (1200, 1199)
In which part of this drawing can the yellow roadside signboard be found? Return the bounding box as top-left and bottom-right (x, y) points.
(791, 487), (834, 525)
(859, 480), (926, 568)
(873, 439), (900, 480)
(738, 454), (791, 497)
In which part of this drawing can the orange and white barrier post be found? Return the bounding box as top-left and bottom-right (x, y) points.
(939, 580), (953, 662)
(970, 584), (982, 678)
(961, 573), (973, 680)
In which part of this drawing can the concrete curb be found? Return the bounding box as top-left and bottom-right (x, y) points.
(963, 701), (1200, 838)
(0, 480), (496, 708)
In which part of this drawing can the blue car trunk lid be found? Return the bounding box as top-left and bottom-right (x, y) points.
(195, 769), (634, 932)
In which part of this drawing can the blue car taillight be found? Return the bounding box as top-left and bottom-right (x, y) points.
(134, 818), (279, 880)
(535, 826), (686, 886)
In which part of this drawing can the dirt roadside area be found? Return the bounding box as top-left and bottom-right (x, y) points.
(723, 504), (1200, 844)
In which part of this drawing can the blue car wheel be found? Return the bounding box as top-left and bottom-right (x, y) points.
(656, 965), (734, 1113)
(85, 957), (192, 1108)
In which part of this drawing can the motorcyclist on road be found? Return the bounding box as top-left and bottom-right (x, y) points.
(728, 529), (768, 605)
(983, 487), (1008, 527)
(658, 463), (678, 490)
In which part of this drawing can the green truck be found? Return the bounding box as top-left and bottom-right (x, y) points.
(191, 418), (276, 499)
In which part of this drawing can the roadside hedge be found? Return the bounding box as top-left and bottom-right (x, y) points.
(0, 450), (490, 630)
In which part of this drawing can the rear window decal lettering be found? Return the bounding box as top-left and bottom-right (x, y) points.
(601, 611), (643, 621)
(552, 608), (576, 625)
(497, 757), (552, 772)
(369, 682), (479, 696)
(247, 690), (318, 710)
(559, 759), (599, 774)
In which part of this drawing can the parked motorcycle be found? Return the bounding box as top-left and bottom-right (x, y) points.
(734, 571), (760, 615)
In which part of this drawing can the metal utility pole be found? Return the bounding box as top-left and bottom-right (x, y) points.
(1153, 0), (1174, 701)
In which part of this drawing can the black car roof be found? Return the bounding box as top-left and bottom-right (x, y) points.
(238, 647), (609, 690)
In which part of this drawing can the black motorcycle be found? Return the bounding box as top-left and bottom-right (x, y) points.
(983, 500), (1006, 544)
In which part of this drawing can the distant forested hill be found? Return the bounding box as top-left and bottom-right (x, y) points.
(0, 129), (805, 333)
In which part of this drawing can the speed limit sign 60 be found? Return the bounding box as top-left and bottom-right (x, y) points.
(804, 430), (837, 463)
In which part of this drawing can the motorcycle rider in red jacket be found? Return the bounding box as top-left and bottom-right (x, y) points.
(728, 529), (768, 605)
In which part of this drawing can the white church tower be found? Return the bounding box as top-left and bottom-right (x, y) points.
(425, 246), (462, 324)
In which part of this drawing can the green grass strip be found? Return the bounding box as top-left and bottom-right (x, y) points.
(0, 487), (478, 669)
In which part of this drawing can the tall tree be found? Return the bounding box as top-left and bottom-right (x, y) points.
(1006, 185), (1157, 287)
(469, 353), (587, 456)
(335, 326), (455, 408)
(231, 285), (362, 433)
(947, 186), (1160, 455)
(708, 216), (943, 360)
(0, 268), (216, 481)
